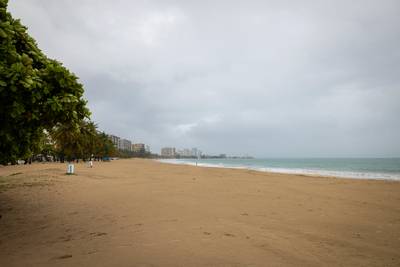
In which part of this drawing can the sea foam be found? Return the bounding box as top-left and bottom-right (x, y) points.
(158, 158), (400, 181)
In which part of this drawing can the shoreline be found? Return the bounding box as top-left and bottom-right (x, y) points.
(157, 158), (400, 182)
(1, 159), (400, 266)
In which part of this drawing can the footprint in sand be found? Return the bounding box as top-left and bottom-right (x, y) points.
(90, 232), (107, 237)
(203, 232), (211, 235)
(55, 254), (72, 260)
(224, 233), (235, 237)
(59, 235), (72, 242)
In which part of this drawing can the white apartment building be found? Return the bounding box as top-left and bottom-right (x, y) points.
(161, 147), (176, 157)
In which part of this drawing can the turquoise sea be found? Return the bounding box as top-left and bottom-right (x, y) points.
(159, 158), (400, 180)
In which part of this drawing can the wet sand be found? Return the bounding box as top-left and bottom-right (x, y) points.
(0, 158), (399, 266)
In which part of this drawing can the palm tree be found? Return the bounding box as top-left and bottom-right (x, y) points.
(51, 122), (82, 162)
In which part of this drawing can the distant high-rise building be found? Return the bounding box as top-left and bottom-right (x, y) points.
(120, 139), (132, 151)
(182, 148), (191, 157)
(161, 147), (176, 157)
(176, 149), (190, 157)
(175, 147), (201, 157)
(191, 148), (198, 157)
(108, 135), (120, 149)
(132, 143), (145, 153)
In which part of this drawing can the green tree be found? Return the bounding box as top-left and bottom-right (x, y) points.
(31, 130), (55, 160)
(0, 0), (90, 164)
(94, 132), (116, 159)
(77, 120), (97, 160)
(50, 123), (82, 162)
(50, 121), (116, 162)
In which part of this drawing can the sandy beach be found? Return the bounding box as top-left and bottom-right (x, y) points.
(0, 159), (399, 267)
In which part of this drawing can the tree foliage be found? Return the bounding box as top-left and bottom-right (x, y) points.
(0, 0), (90, 164)
(50, 121), (116, 162)
(94, 132), (116, 159)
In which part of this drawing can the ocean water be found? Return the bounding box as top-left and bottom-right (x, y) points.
(158, 158), (400, 181)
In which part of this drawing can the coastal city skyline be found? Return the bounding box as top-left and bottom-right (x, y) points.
(107, 134), (149, 154)
(107, 133), (244, 158)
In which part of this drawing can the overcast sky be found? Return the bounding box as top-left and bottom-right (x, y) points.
(9, 0), (400, 157)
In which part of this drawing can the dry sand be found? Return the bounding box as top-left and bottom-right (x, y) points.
(0, 158), (399, 267)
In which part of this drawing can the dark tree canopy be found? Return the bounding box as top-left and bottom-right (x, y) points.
(49, 121), (116, 162)
(0, 0), (90, 164)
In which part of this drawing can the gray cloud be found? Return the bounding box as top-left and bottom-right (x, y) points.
(9, 0), (400, 157)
